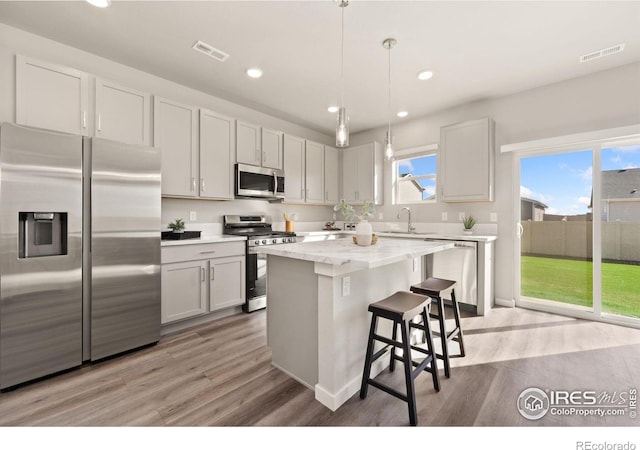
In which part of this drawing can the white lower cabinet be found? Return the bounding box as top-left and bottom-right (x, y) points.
(209, 256), (245, 311)
(161, 241), (245, 324)
(161, 260), (207, 323)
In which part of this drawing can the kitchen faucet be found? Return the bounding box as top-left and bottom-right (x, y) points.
(397, 207), (415, 233)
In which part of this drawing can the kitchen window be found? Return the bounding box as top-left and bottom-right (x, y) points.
(393, 144), (438, 204)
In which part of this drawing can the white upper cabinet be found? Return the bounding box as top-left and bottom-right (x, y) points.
(305, 140), (325, 204)
(284, 134), (306, 203)
(16, 55), (89, 136)
(324, 146), (340, 205)
(154, 96), (198, 197)
(439, 117), (494, 202)
(199, 109), (235, 200)
(341, 141), (383, 205)
(95, 78), (151, 146)
(261, 128), (283, 170)
(236, 121), (261, 166)
(236, 121), (283, 170)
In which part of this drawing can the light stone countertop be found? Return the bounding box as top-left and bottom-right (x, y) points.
(295, 230), (497, 242)
(161, 235), (246, 247)
(252, 237), (454, 269)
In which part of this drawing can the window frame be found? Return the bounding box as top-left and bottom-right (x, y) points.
(393, 143), (438, 205)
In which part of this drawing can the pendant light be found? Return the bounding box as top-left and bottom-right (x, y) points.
(336, 0), (349, 147)
(383, 38), (396, 160)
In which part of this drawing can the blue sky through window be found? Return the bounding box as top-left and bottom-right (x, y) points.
(521, 145), (640, 215)
(398, 154), (437, 200)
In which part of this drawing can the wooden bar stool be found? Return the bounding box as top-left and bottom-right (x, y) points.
(360, 291), (440, 426)
(410, 277), (465, 378)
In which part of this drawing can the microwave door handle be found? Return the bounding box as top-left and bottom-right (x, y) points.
(273, 172), (278, 197)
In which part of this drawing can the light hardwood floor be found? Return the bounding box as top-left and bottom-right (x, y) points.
(1, 306), (639, 427)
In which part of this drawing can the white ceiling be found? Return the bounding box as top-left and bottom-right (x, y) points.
(1, 1), (639, 136)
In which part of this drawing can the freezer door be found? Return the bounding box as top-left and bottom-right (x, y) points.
(0, 123), (83, 389)
(90, 137), (161, 361)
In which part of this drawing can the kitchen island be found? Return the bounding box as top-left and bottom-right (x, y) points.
(253, 237), (454, 411)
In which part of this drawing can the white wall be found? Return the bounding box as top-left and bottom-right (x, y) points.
(0, 23), (335, 229)
(351, 62), (640, 303)
(3, 22), (639, 304)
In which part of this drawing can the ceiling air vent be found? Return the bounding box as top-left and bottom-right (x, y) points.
(579, 43), (625, 63)
(192, 40), (230, 62)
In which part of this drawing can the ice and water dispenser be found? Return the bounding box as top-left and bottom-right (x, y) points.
(18, 212), (68, 258)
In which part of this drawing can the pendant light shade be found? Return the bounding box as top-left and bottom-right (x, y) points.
(337, 106), (349, 147)
(383, 38), (396, 161)
(336, 0), (350, 148)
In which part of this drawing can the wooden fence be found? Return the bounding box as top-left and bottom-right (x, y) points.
(521, 221), (640, 263)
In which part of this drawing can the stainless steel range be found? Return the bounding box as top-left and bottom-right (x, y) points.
(223, 215), (297, 312)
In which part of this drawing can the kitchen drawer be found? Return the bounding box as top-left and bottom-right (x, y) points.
(162, 241), (244, 264)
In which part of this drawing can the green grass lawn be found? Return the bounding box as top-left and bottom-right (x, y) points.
(521, 256), (640, 318)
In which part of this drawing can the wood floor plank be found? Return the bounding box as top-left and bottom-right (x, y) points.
(1, 307), (639, 427)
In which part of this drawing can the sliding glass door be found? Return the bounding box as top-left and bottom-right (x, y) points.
(600, 144), (640, 320)
(515, 139), (640, 325)
(519, 149), (594, 312)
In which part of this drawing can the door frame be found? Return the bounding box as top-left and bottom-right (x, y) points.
(503, 124), (640, 328)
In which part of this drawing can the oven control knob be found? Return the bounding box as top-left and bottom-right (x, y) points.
(261, 240), (267, 245)
(272, 239), (277, 244)
(254, 240), (260, 245)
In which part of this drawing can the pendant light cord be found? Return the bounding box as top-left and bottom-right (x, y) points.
(388, 42), (391, 134)
(341, 5), (345, 107)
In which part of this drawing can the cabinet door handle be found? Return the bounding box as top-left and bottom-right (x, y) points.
(97, 113), (102, 132)
(200, 178), (205, 192)
(82, 111), (87, 129)
(256, 148), (261, 163)
(201, 267), (205, 283)
(191, 178), (196, 192)
(325, 191), (328, 201)
(210, 267), (215, 280)
(199, 250), (217, 254)
(262, 150), (266, 164)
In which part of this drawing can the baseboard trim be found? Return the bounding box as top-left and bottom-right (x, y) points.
(495, 297), (515, 308)
(314, 349), (389, 412)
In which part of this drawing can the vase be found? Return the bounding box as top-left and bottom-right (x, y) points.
(463, 229), (473, 235)
(173, 229), (184, 234)
(355, 219), (373, 246)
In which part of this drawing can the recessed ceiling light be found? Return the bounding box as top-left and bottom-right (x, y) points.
(417, 70), (434, 81)
(397, 111), (408, 118)
(328, 106), (339, 113)
(246, 68), (263, 79)
(85, 0), (111, 7)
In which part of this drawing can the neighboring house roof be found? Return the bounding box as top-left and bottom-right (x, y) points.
(601, 168), (640, 200)
(399, 173), (426, 193)
(521, 197), (548, 209)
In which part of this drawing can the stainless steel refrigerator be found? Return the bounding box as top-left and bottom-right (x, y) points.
(0, 123), (161, 389)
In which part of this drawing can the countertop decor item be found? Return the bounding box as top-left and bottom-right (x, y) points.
(168, 218), (185, 233)
(161, 230), (201, 240)
(353, 234), (377, 245)
(334, 199), (375, 245)
(463, 215), (476, 235)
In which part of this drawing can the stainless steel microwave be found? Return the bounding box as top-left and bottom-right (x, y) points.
(235, 163), (285, 200)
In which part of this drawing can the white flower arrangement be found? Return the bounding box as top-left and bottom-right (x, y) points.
(333, 199), (375, 222)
